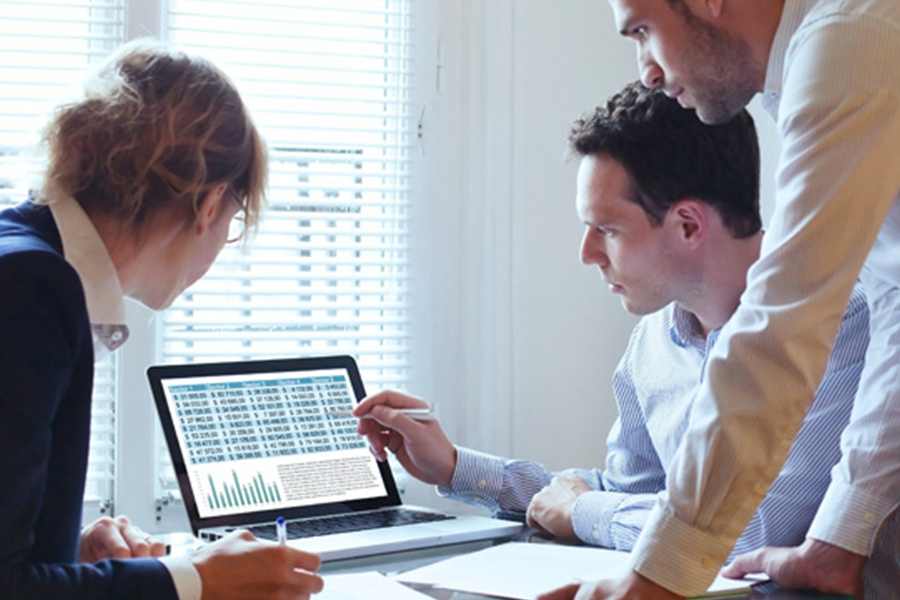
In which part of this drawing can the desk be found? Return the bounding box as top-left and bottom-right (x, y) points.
(405, 587), (849, 600)
(319, 540), (850, 600)
(163, 530), (857, 599)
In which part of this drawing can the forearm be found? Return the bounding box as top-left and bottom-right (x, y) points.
(807, 284), (900, 555)
(571, 490), (656, 551)
(439, 447), (555, 513)
(0, 558), (178, 600)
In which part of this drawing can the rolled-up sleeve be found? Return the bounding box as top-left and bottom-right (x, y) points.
(572, 491), (656, 550)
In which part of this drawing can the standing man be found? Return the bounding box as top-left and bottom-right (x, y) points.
(544, 1), (899, 598)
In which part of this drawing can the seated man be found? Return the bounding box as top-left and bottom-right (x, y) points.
(354, 81), (869, 559)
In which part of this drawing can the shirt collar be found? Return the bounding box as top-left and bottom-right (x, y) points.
(763, 0), (815, 103)
(669, 303), (728, 355)
(45, 188), (129, 354)
(668, 304), (704, 349)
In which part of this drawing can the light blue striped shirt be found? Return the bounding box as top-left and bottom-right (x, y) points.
(441, 286), (869, 561)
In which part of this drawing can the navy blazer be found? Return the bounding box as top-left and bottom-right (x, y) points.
(0, 202), (177, 599)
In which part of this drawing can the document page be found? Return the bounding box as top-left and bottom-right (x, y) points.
(395, 543), (760, 599)
(319, 572), (432, 600)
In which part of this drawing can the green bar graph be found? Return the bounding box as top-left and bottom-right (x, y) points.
(233, 471), (245, 505)
(207, 470), (282, 510)
(253, 477), (265, 503)
(207, 476), (221, 510)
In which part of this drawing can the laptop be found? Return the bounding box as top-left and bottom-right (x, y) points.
(148, 355), (522, 561)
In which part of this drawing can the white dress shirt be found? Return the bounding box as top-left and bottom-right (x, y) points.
(47, 192), (203, 600)
(629, 0), (900, 595)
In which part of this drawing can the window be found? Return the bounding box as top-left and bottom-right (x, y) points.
(0, 0), (416, 532)
(0, 0), (125, 521)
(154, 1), (415, 511)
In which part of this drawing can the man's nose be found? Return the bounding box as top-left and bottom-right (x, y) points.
(580, 229), (609, 268)
(638, 47), (664, 89)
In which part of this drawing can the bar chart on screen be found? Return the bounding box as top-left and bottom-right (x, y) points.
(202, 468), (284, 511)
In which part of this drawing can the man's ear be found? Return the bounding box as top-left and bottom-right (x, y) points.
(668, 199), (706, 247)
(685, 0), (724, 19)
(195, 184), (228, 235)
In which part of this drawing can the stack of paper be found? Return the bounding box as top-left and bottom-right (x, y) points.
(395, 543), (761, 599)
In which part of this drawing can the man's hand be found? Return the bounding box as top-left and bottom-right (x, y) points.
(538, 571), (684, 600)
(526, 475), (591, 541)
(79, 515), (166, 562)
(192, 530), (323, 600)
(353, 390), (457, 486)
(721, 538), (865, 596)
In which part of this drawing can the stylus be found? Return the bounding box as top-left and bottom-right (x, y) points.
(330, 408), (436, 422)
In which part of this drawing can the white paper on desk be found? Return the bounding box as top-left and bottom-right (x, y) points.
(394, 543), (760, 599)
(318, 572), (432, 600)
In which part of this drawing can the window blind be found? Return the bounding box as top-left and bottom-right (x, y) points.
(88, 355), (117, 507)
(157, 0), (415, 499)
(0, 0), (124, 512)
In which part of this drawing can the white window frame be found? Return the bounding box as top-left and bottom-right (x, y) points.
(402, 0), (516, 459)
(104, 0), (164, 532)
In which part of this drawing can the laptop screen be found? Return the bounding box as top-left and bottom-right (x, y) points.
(158, 367), (389, 519)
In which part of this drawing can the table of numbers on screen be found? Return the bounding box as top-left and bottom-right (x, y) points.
(169, 374), (367, 465)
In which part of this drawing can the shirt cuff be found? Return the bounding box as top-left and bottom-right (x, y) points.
(571, 491), (630, 547)
(807, 479), (899, 556)
(436, 447), (506, 505)
(159, 555), (203, 600)
(628, 501), (735, 597)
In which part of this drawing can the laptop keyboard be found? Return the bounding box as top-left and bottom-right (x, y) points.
(235, 508), (456, 541)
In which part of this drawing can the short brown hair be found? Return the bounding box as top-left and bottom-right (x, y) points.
(569, 81), (761, 238)
(41, 39), (266, 233)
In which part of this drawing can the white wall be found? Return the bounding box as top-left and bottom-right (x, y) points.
(413, 0), (781, 476)
(506, 1), (639, 468)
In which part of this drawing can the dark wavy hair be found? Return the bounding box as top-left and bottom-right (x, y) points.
(568, 81), (761, 238)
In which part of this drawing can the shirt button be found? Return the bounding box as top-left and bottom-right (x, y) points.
(477, 479), (487, 490)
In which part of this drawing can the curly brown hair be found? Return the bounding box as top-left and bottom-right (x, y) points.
(40, 39), (266, 234)
(569, 81), (761, 238)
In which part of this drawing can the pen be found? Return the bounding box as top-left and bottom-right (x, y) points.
(276, 516), (287, 545)
(331, 408), (436, 421)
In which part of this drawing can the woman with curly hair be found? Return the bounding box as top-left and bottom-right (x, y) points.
(0, 40), (322, 600)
